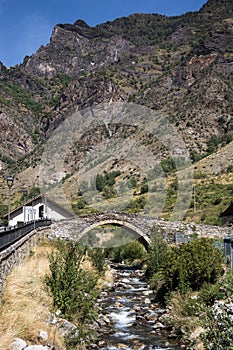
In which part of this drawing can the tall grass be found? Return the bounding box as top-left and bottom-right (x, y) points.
(0, 242), (65, 349)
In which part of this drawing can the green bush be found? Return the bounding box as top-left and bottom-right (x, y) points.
(140, 183), (149, 194)
(202, 311), (233, 350)
(106, 240), (147, 266)
(150, 238), (223, 302)
(96, 171), (121, 192)
(119, 240), (147, 265)
(145, 228), (167, 278)
(88, 248), (106, 274)
(160, 157), (176, 174)
(198, 282), (221, 306)
(45, 240), (99, 323)
(126, 196), (146, 213)
(199, 271), (233, 306)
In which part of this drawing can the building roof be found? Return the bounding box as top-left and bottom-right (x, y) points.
(2, 194), (74, 219)
(220, 202), (233, 217)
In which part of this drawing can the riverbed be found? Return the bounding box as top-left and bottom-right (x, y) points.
(96, 264), (181, 349)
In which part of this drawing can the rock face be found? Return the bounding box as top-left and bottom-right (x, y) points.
(0, 0), (232, 169)
(24, 21), (133, 78)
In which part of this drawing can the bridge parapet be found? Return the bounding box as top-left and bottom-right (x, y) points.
(50, 211), (232, 247)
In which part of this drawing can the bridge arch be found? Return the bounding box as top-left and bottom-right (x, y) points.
(78, 219), (151, 249)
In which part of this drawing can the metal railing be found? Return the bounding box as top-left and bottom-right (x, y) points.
(0, 219), (52, 251)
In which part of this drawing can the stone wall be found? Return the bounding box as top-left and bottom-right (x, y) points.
(0, 226), (51, 299)
(51, 212), (233, 246)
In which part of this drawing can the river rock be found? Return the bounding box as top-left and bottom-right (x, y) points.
(131, 341), (146, 349)
(38, 330), (48, 341)
(144, 297), (151, 304)
(152, 322), (165, 329)
(90, 320), (100, 330)
(136, 314), (145, 321)
(156, 308), (167, 314)
(121, 278), (130, 284)
(102, 314), (111, 325)
(227, 305), (233, 315)
(143, 290), (153, 296)
(11, 338), (27, 350)
(96, 318), (106, 328)
(96, 315), (111, 327)
(115, 282), (128, 289)
(98, 340), (106, 347)
(48, 312), (58, 325)
(134, 305), (142, 312)
(25, 346), (49, 350)
(103, 281), (113, 289)
(114, 301), (123, 307)
(145, 312), (158, 322)
(59, 319), (77, 337)
(117, 343), (128, 348)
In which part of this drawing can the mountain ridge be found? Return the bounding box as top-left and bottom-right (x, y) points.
(0, 0), (232, 223)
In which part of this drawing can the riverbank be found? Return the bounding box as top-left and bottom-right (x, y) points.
(0, 241), (65, 349)
(0, 240), (112, 350)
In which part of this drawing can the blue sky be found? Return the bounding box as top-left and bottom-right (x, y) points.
(0, 0), (207, 67)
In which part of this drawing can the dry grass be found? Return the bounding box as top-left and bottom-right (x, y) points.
(167, 291), (205, 349)
(0, 241), (65, 350)
(0, 240), (113, 350)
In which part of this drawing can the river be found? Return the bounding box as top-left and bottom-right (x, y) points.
(96, 264), (181, 349)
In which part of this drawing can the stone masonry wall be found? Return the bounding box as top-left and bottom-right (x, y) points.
(51, 213), (233, 245)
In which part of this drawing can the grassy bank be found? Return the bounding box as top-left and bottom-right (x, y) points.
(0, 241), (66, 349)
(0, 240), (113, 349)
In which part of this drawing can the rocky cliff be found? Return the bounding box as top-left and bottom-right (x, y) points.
(0, 0), (232, 178)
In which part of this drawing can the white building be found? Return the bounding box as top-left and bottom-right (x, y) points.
(5, 194), (74, 227)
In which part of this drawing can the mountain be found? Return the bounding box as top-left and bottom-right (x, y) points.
(0, 0), (232, 223)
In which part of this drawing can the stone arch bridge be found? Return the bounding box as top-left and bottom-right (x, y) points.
(51, 211), (231, 248)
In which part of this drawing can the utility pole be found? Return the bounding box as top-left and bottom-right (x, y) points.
(6, 176), (14, 226)
(193, 186), (197, 213)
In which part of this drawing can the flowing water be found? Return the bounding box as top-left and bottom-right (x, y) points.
(97, 264), (181, 350)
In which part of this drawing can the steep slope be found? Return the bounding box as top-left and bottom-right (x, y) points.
(0, 0), (232, 220)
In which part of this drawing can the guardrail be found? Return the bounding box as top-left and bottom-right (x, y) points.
(0, 219), (52, 251)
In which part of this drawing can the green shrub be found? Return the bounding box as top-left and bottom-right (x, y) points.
(198, 282), (222, 306)
(140, 183), (149, 194)
(88, 248), (106, 274)
(145, 227), (167, 278)
(202, 311), (233, 350)
(96, 171), (121, 192)
(119, 240), (147, 265)
(199, 271), (233, 305)
(126, 196), (146, 213)
(106, 240), (147, 266)
(160, 157), (176, 174)
(150, 238), (223, 302)
(45, 240), (99, 323)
